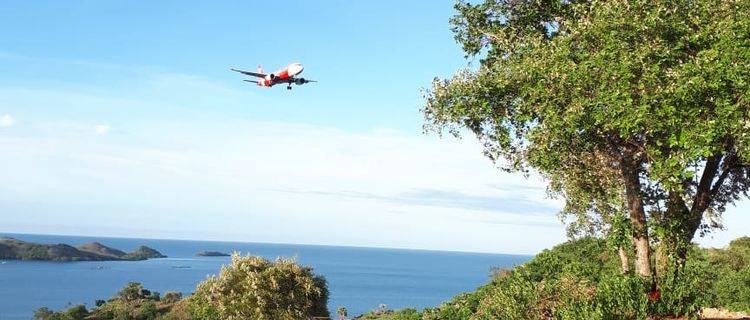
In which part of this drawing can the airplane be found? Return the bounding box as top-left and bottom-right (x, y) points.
(230, 62), (316, 90)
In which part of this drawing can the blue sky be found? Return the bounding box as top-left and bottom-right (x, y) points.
(0, 1), (746, 254)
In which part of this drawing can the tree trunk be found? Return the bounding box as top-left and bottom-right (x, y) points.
(618, 247), (630, 274)
(620, 156), (652, 278)
(664, 192), (692, 267)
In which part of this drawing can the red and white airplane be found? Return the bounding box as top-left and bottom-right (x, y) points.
(231, 62), (316, 90)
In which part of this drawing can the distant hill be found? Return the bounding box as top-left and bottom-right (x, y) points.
(77, 242), (128, 259)
(196, 250), (230, 257)
(0, 237), (166, 262)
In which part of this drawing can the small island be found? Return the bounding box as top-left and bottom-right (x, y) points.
(0, 237), (166, 262)
(196, 250), (230, 257)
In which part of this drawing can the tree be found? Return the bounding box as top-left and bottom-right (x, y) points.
(33, 307), (55, 320)
(189, 253), (329, 320)
(117, 282), (147, 301)
(337, 306), (348, 320)
(424, 0), (750, 277)
(162, 291), (183, 304)
(64, 305), (88, 320)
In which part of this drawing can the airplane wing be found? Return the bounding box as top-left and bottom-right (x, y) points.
(230, 68), (266, 78)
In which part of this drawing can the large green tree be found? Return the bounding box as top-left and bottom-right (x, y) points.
(424, 0), (750, 277)
(189, 254), (329, 320)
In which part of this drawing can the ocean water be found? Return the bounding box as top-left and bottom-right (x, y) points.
(0, 233), (530, 319)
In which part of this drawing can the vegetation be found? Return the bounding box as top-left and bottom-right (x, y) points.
(36, 253), (328, 320)
(358, 237), (750, 320)
(424, 0), (750, 277)
(33, 237), (750, 319)
(189, 253), (329, 319)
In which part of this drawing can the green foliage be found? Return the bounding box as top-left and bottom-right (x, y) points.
(555, 274), (649, 320)
(162, 291), (183, 304)
(651, 257), (716, 317)
(422, 290), (485, 320)
(188, 253), (329, 320)
(473, 269), (546, 320)
(137, 301), (158, 320)
(364, 236), (750, 320)
(356, 308), (422, 320)
(523, 237), (618, 282)
(33, 305), (89, 320)
(65, 305), (88, 320)
(33, 236), (750, 319)
(33, 307), (55, 320)
(714, 265), (750, 313)
(117, 282), (155, 301)
(426, 0), (750, 268)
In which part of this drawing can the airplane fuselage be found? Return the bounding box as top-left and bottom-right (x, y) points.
(258, 63), (304, 87)
(231, 62), (314, 90)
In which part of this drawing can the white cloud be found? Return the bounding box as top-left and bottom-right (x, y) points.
(94, 124), (110, 135)
(0, 118), (566, 254)
(0, 114), (15, 127)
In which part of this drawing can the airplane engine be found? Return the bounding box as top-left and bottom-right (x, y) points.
(295, 78), (306, 85)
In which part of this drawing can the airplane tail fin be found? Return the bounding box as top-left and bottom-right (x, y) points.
(257, 65), (264, 74)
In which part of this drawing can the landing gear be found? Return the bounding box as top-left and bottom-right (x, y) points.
(287, 85), (292, 90)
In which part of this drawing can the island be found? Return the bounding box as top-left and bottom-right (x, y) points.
(0, 237), (166, 262)
(196, 250), (230, 257)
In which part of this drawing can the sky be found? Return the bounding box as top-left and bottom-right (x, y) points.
(0, 1), (747, 255)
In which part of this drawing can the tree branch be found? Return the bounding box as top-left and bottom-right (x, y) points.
(709, 156), (734, 199)
(690, 153), (722, 215)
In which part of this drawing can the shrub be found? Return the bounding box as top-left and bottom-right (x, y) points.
(64, 305), (88, 320)
(473, 269), (544, 320)
(523, 237), (618, 283)
(713, 265), (750, 313)
(117, 282), (149, 301)
(651, 253), (717, 317)
(156, 300), (192, 320)
(137, 301), (158, 320)
(422, 290), (485, 320)
(33, 307), (55, 320)
(337, 306), (348, 319)
(162, 291), (183, 304)
(189, 253), (329, 320)
(594, 274), (648, 320)
(356, 308), (422, 320)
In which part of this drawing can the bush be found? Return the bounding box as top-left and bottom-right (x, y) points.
(189, 253), (329, 320)
(713, 265), (750, 313)
(651, 259), (715, 317)
(523, 237), (618, 283)
(355, 308), (422, 320)
(422, 290), (484, 320)
(65, 305), (88, 320)
(137, 301), (158, 320)
(157, 300), (192, 320)
(33, 307), (55, 320)
(162, 291), (183, 304)
(472, 269), (544, 320)
(117, 282), (150, 301)
(589, 274), (648, 320)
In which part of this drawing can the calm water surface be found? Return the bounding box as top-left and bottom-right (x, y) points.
(0, 233), (530, 319)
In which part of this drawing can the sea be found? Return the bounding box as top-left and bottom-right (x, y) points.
(0, 233), (530, 319)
